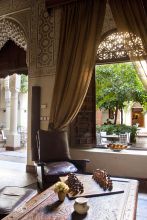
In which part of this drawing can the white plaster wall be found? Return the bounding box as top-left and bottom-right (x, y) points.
(145, 113), (147, 129)
(18, 93), (28, 131)
(102, 110), (108, 124)
(123, 108), (132, 126)
(71, 148), (147, 179)
(27, 74), (55, 165)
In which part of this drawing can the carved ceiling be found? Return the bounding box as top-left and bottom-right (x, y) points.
(0, 18), (27, 51)
(0, 0), (145, 76)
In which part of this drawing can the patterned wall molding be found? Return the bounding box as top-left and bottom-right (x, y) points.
(37, 1), (55, 68)
(29, 0), (57, 77)
(0, 0), (32, 16)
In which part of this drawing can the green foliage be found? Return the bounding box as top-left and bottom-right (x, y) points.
(20, 74), (28, 93)
(96, 124), (138, 143)
(95, 63), (147, 123)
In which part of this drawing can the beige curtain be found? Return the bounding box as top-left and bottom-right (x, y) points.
(134, 61), (147, 89)
(109, 0), (147, 89)
(49, 0), (106, 130)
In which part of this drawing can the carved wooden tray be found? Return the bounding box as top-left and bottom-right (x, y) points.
(60, 175), (126, 199)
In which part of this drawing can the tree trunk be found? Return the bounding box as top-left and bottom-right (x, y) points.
(120, 108), (123, 124)
(114, 107), (118, 124)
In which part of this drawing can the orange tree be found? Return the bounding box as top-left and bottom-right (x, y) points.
(96, 63), (147, 124)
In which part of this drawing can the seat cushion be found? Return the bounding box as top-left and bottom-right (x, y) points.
(44, 161), (78, 175)
(37, 130), (71, 162)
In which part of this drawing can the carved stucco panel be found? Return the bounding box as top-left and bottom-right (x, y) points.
(0, 0), (12, 15)
(29, 0), (57, 77)
(12, 0), (32, 10)
(0, 18), (27, 51)
(10, 10), (31, 42)
(101, 3), (116, 36)
(28, 0), (38, 75)
(37, 0), (55, 68)
(0, 0), (57, 78)
(0, 0), (32, 16)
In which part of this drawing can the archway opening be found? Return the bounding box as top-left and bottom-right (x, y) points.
(0, 35), (28, 163)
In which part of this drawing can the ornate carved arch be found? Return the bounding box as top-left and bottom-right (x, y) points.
(96, 29), (145, 64)
(0, 18), (27, 51)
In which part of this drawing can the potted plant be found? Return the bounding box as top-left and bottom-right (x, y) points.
(54, 181), (69, 202)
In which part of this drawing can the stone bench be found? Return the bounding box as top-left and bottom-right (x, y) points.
(0, 186), (37, 219)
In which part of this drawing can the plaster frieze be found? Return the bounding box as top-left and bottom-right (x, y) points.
(0, 0), (32, 16)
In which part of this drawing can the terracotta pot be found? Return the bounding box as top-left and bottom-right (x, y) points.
(58, 192), (66, 202)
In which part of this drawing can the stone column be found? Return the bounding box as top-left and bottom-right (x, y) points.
(6, 74), (21, 150)
(0, 79), (6, 128)
(4, 76), (11, 131)
(123, 104), (132, 126)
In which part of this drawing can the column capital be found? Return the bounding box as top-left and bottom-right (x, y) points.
(0, 78), (5, 90)
(4, 76), (10, 90)
(9, 74), (21, 93)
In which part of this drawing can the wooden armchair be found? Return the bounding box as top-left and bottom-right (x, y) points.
(35, 129), (89, 190)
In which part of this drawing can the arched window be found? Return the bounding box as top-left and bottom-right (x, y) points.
(96, 30), (146, 64)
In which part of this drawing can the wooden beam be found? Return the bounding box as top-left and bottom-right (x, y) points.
(0, 40), (27, 77)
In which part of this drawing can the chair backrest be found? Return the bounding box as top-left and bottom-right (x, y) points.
(96, 132), (101, 144)
(36, 129), (71, 163)
(119, 133), (128, 144)
(0, 130), (6, 140)
(100, 131), (107, 143)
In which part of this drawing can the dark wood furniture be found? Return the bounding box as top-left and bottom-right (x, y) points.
(70, 74), (96, 148)
(3, 177), (138, 220)
(35, 129), (89, 190)
(0, 40), (27, 77)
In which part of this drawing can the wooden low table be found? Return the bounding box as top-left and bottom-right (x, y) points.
(3, 177), (138, 220)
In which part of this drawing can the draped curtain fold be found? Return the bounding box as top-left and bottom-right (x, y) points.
(49, 0), (106, 130)
(109, 0), (147, 89)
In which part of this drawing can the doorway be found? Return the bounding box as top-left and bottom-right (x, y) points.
(132, 108), (144, 127)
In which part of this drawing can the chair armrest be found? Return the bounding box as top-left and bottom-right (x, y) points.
(69, 159), (90, 173)
(35, 162), (46, 177)
(36, 162), (46, 167)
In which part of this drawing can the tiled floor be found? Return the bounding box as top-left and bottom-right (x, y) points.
(0, 160), (36, 189)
